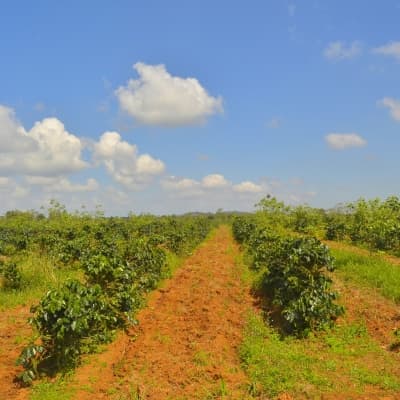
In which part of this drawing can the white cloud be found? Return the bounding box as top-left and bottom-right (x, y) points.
(161, 176), (203, 198)
(0, 177), (30, 199)
(11, 185), (30, 198)
(323, 41), (362, 60)
(44, 178), (99, 193)
(378, 97), (400, 121)
(163, 173), (230, 192)
(162, 176), (199, 190)
(25, 118), (88, 174)
(25, 176), (59, 186)
(325, 133), (367, 150)
(233, 181), (263, 193)
(163, 174), (263, 195)
(201, 174), (229, 188)
(23, 176), (99, 194)
(372, 41), (400, 61)
(0, 107), (88, 176)
(161, 174), (266, 206)
(94, 131), (165, 188)
(0, 177), (10, 186)
(0, 105), (36, 152)
(136, 154), (165, 175)
(115, 62), (223, 127)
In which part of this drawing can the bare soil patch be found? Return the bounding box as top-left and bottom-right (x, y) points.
(0, 305), (31, 400)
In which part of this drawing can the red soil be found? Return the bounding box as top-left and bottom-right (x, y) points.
(0, 305), (31, 400)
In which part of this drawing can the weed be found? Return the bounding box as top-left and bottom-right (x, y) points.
(193, 350), (210, 366)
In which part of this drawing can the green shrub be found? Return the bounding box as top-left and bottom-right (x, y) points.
(17, 280), (118, 383)
(261, 237), (344, 335)
(0, 261), (22, 290)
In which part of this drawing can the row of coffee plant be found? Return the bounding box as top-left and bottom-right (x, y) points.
(0, 208), (217, 384)
(254, 195), (400, 255)
(233, 213), (344, 336)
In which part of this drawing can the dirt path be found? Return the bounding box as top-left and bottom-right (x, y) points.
(0, 305), (31, 400)
(69, 225), (255, 399)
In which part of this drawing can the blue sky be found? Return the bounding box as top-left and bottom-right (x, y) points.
(0, 1), (399, 214)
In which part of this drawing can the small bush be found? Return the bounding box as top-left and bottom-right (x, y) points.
(0, 261), (22, 290)
(261, 237), (344, 335)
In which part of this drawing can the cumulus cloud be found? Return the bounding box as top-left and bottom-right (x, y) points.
(115, 62), (223, 127)
(161, 176), (203, 198)
(26, 176), (99, 193)
(0, 105), (36, 152)
(325, 133), (367, 150)
(0, 177), (30, 199)
(323, 41), (362, 60)
(0, 106), (88, 176)
(163, 174), (263, 196)
(233, 181), (263, 193)
(25, 176), (59, 186)
(162, 177), (199, 190)
(378, 97), (400, 121)
(93, 131), (165, 188)
(25, 118), (88, 174)
(48, 178), (99, 193)
(372, 41), (400, 61)
(202, 174), (229, 188)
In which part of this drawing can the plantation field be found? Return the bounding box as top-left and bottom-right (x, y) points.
(1, 198), (400, 399)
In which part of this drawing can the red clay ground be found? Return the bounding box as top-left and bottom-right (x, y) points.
(0, 305), (31, 400)
(69, 225), (256, 399)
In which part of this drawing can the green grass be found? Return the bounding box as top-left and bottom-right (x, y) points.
(331, 248), (400, 303)
(162, 251), (183, 280)
(30, 377), (76, 400)
(239, 312), (400, 399)
(0, 253), (82, 310)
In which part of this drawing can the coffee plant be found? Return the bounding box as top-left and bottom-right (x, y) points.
(0, 260), (22, 290)
(261, 237), (344, 335)
(16, 280), (118, 383)
(233, 214), (344, 336)
(10, 208), (216, 383)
